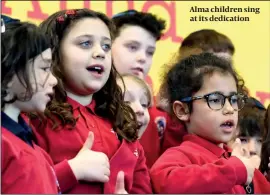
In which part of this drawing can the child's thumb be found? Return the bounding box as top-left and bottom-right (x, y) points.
(115, 171), (126, 194)
(82, 131), (94, 150)
(231, 138), (242, 155)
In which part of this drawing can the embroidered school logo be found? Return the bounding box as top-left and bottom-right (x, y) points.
(133, 149), (139, 157)
(154, 116), (166, 140)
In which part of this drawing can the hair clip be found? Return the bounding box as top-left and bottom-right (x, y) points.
(252, 98), (266, 110)
(112, 10), (137, 19)
(57, 16), (65, 23)
(1, 18), (5, 33)
(65, 10), (76, 15)
(1, 15), (20, 24)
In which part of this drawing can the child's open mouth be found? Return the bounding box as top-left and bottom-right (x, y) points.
(220, 120), (235, 133)
(86, 65), (104, 76)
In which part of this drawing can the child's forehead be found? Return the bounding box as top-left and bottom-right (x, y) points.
(117, 25), (156, 42)
(67, 18), (111, 39)
(198, 71), (237, 94)
(119, 77), (147, 92)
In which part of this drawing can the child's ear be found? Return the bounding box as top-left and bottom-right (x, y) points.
(173, 101), (190, 122)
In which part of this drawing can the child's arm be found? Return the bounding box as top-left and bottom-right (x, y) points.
(150, 147), (247, 194)
(54, 132), (110, 192)
(130, 142), (153, 194)
(31, 121), (110, 193)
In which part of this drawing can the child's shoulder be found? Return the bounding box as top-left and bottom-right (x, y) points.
(166, 139), (203, 154)
(2, 127), (42, 164)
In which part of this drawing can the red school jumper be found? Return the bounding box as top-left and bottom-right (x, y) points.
(140, 106), (167, 168)
(160, 116), (187, 154)
(150, 134), (270, 194)
(1, 112), (59, 194)
(140, 106), (187, 168)
(141, 76), (187, 168)
(30, 97), (152, 194)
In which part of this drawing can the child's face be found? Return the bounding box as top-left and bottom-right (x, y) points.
(239, 135), (262, 156)
(10, 48), (57, 113)
(117, 77), (150, 138)
(185, 72), (238, 145)
(60, 18), (112, 95)
(112, 25), (156, 79)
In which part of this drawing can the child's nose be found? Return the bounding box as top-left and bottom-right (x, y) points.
(248, 140), (257, 155)
(133, 102), (144, 117)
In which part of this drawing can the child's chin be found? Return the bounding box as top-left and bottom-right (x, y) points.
(138, 127), (147, 138)
(35, 104), (47, 114)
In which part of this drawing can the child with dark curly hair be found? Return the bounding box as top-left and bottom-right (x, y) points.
(27, 9), (152, 194)
(150, 53), (270, 193)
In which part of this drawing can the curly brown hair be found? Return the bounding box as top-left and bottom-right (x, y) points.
(30, 9), (138, 142)
(259, 104), (270, 174)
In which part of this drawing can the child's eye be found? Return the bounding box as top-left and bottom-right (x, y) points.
(41, 67), (51, 72)
(124, 101), (131, 105)
(79, 41), (92, 48)
(257, 139), (262, 143)
(239, 137), (248, 143)
(146, 50), (154, 56)
(127, 45), (138, 51)
(231, 97), (238, 104)
(209, 98), (221, 104)
(102, 44), (111, 52)
(141, 103), (148, 108)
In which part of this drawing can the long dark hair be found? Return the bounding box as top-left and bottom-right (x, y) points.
(1, 21), (50, 109)
(31, 9), (138, 142)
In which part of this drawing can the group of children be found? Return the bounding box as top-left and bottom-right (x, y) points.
(1, 8), (270, 194)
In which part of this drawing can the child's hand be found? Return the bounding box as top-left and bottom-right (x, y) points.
(231, 138), (260, 185)
(68, 132), (110, 182)
(114, 171), (128, 194)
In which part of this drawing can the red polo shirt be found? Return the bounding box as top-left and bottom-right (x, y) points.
(30, 97), (152, 194)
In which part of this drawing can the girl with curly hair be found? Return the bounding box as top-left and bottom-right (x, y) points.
(28, 9), (152, 194)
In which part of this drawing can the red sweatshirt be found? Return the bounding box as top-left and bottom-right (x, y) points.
(29, 97), (152, 194)
(1, 112), (59, 194)
(160, 116), (187, 154)
(140, 106), (167, 168)
(151, 134), (249, 193)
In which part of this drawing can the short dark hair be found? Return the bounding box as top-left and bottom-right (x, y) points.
(161, 53), (246, 114)
(1, 15), (20, 24)
(1, 21), (50, 108)
(112, 9), (166, 41)
(238, 97), (266, 137)
(180, 29), (235, 56)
